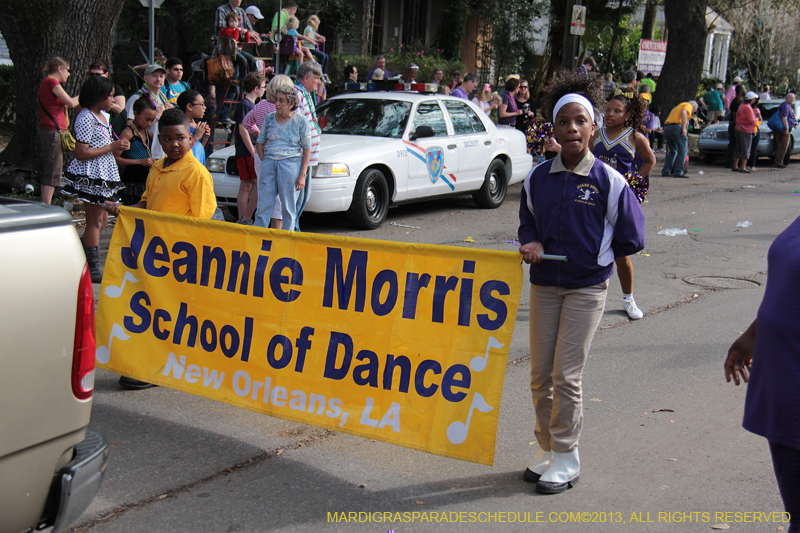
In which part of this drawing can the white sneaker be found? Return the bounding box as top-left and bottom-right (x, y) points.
(623, 297), (644, 320)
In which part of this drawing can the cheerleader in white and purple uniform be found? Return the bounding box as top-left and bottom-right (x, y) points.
(591, 88), (655, 320)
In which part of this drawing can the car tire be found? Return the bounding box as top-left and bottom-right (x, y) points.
(225, 206), (239, 220)
(347, 168), (390, 229)
(473, 159), (508, 209)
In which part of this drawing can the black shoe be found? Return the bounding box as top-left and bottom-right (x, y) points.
(523, 468), (542, 483)
(119, 376), (157, 390)
(83, 245), (103, 283)
(535, 475), (579, 494)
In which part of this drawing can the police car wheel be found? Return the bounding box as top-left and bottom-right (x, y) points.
(473, 159), (507, 209)
(348, 168), (390, 229)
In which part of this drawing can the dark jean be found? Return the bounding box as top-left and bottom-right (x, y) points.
(661, 124), (687, 175)
(309, 49), (328, 75)
(769, 442), (800, 533)
(748, 130), (761, 168)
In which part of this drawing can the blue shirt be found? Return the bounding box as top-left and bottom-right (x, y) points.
(451, 87), (469, 100)
(256, 112), (311, 160)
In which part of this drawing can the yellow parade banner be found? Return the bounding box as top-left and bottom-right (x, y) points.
(96, 208), (523, 465)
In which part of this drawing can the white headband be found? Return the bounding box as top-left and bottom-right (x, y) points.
(553, 93), (595, 123)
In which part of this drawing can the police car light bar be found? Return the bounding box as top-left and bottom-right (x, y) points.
(365, 81), (439, 93)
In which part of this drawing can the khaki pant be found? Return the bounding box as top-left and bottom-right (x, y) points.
(774, 131), (791, 166)
(529, 280), (608, 453)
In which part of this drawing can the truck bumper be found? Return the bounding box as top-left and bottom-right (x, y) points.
(44, 431), (109, 533)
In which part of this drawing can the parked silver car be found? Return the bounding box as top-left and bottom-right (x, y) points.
(697, 100), (800, 164)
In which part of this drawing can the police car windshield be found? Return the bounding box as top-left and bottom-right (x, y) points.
(317, 99), (412, 138)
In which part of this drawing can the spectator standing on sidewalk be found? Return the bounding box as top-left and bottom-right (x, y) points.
(776, 77), (790, 98)
(661, 100), (698, 177)
(702, 85), (724, 124)
(747, 96), (763, 172)
(451, 73), (477, 100)
(367, 56), (391, 82)
(725, 76), (743, 111)
(575, 57), (595, 76)
(726, 85), (746, 169)
(293, 62), (322, 231)
(602, 73), (616, 99)
(772, 92), (796, 168)
(733, 92), (758, 173)
(37, 57), (79, 205)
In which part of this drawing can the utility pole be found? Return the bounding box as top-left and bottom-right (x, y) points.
(562, 0), (583, 72)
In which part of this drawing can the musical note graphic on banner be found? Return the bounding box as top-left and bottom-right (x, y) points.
(446, 392), (494, 445)
(104, 271), (139, 298)
(469, 336), (504, 372)
(95, 323), (131, 364)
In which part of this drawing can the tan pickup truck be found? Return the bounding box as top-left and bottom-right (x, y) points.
(0, 198), (108, 533)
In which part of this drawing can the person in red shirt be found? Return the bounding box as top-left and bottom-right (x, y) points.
(37, 57), (79, 204)
(733, 92), (759, 173)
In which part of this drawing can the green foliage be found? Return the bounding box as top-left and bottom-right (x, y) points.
(582, 14), (642, 75)
(328, 46), (463, 93)
(433, 0), (470, 61)
(0, 65), (13, 123)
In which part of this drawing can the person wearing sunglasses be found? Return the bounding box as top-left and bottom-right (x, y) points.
(161, 58), (191, 106)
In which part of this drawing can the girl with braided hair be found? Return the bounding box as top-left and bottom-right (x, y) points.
(546, 83), (655, 320)
(520, 71), (645, 494)
(593, 87), (655, 319)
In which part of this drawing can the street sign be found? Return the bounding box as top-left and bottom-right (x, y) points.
(139, 0), (165, 7)
(570, 5), (586, 36)
(637, 39), (667, 76)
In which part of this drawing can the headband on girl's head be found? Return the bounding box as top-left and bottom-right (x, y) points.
(553, 93), (595, 123)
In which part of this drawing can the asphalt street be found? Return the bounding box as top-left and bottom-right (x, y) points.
(73, 157), (798, 532)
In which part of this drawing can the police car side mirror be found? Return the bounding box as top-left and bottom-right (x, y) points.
(410, 126), (435, 141)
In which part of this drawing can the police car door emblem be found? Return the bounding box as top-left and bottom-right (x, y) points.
(426, 147), (444, 183)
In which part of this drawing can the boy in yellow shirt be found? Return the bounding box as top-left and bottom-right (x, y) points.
(106, 108), (216, 218)
(105, 108), (216, 390)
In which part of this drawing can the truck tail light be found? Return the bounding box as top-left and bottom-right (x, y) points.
(72, 264), (96, 400)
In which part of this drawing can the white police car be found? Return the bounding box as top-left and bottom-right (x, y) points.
(208, 88), (532, 229)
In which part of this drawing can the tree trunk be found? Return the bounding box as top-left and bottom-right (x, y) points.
(0, 0), (126, 167)
(641, 0), (658, 41)
(605, 0), (627, 74)
(545, 0), (566, 84)
(361, 0), (375, 56)
(652, 0), (708, 114)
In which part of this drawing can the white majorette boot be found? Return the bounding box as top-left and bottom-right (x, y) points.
(523, 448), (552, 483)
(535, 448), (580, 494)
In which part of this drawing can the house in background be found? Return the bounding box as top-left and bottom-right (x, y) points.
(0, 32), (12, 66)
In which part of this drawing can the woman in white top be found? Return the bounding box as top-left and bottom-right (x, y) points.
(471, 83), (496, 115)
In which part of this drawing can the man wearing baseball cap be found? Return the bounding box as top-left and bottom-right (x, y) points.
(123, 64), (172, 158)
(245, 6), (272, 39)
